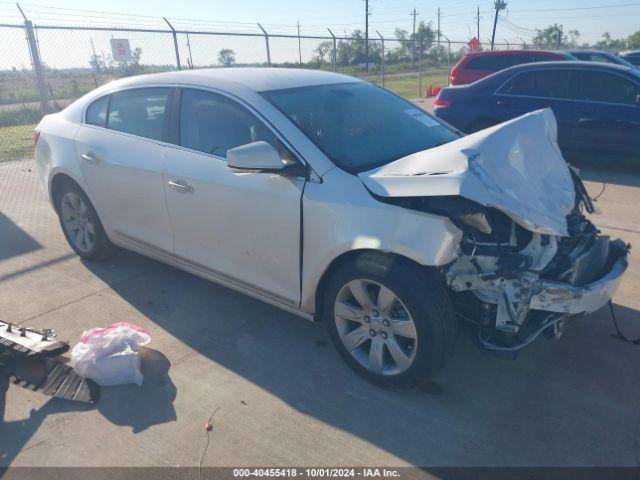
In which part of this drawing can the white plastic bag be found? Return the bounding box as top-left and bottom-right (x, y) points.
(71, 322), (151, 386)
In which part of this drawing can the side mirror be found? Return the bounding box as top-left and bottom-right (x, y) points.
(227, 141), (284, 172)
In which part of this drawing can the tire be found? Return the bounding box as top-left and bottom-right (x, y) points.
(54, 181), (115, 261)
(323, 253), (457, 388)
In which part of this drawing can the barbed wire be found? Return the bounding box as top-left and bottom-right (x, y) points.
(1, 1), (639, 42)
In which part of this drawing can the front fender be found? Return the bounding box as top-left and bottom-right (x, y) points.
(300, 169), (462, 314)
(35, 114), (85, 208)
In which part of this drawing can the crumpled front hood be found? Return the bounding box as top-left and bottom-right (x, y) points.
(358, 108), (576, 237)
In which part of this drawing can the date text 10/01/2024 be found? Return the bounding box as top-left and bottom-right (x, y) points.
(232, 468), (401, 478)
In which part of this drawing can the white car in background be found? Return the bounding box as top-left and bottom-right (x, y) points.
(34, 68), (629, 387)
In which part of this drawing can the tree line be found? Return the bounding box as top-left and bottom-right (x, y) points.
(531, 24), (640, 50)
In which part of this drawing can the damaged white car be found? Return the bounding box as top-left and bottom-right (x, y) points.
(34, 69), (629, 387)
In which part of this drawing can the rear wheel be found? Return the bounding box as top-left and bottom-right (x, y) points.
(55, 182), (115, 261)
(323, 254), (457, 388)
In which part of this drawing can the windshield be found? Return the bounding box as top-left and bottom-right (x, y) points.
(261, 82), (459, 173)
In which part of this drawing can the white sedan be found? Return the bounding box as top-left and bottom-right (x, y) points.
(35, 68), (628, 387)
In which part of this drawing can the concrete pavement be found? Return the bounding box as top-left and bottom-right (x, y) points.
(0, 158), (639, 468)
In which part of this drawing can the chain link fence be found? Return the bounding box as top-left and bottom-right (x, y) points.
(0, 24), (40, 161)
(0, 19), (521, 163)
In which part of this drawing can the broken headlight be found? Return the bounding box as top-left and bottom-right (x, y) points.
(373, 194), (497, 235)
(458, 211), (492, 235)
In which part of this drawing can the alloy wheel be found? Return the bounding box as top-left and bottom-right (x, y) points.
(334, 279), (418, 376)
(60, 192), (95, 253)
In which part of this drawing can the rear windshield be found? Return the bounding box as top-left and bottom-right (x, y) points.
(261, 82), (458, 174)
(465, 53), (561, 71)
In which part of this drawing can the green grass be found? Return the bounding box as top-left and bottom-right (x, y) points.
(0, 124), (36, 162)
(369, 71), (449, 98)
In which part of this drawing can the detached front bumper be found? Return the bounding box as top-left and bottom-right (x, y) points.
(529, 245), (629, 315)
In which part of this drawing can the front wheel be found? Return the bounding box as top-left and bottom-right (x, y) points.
(323, 254), (457, 388)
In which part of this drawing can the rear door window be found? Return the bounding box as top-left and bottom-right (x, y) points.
(85, 96), (109, 127)
(498, 69), (571, 99)
(571, 70), (640, 105)
(107, 88), (170, 141)
(465, 56), (500, 71)
(466, 54), (537, 72)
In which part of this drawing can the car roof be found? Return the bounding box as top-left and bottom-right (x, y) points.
(463, 49), (564, 57)
(620, 50), (640, 55)
(462, 60), (640, 90)
(503, 60), (635, 73)
(96, 67), (358, 93)
(568, 49), (612, 55)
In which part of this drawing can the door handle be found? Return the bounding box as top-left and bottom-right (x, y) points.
(167, 179), (194, 193)
(80, 152), (100, 165)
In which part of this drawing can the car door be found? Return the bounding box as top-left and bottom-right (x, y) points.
(162, 88), (305, 306)
(493, 68), (574, 150)
(74, 87), (173, 253)
(568, 69), (640, 156)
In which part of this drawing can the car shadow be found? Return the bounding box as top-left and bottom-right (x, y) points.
(64, 249), (640, 466)
(96, 347), (177, 434)
(0, 376), (93, 466)
(0, 211), (42, 262)
(0, 347), (176, 465)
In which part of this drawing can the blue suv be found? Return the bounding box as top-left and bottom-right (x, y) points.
(434, 61), (640, 163)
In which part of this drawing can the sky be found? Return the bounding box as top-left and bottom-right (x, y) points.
(1, 0), (639, 69)
(2, 0), (640, 43)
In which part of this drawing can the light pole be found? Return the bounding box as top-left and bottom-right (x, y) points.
(441, 33), (451, 81)
(490, 0), (507, 50)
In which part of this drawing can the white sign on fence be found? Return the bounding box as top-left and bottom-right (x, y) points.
(110, 38), (132, 62)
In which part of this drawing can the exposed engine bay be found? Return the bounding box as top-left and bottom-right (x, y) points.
(386, 171), (629, 350)
(359, 108), (630, 350)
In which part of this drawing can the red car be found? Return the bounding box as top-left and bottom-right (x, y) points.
(449, 50), (576, 85)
